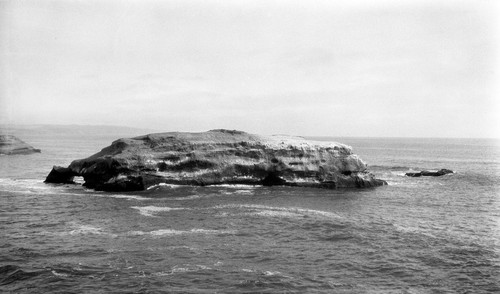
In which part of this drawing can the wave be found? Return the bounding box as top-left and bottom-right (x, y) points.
(221, 189), (254, 195)
(235, 268), (298, 290)
(0, 178), (78, 195)
(91, 193), (153, 201)
(214, 204), (343, 220)
(135, 264), (216, 278)
(50, 270), (69, 278)
(43, 224), (236, 239)
(392, 223), (443, 240)
(0, 265), (46, 286)
(209, 184), (258, 189)
(240, 268), (289, 276)
(0, 178), (44, 185)
(45, 224), (236, 239)
(234, 189), (254, 194)
(131, 205), (187, 217)
(39, 223), (117, 238)
(164, 194), (202, 201)
(254, 209), (304, 218)
(128, 228), (236, 236)
(68, 224), (104, 235)
(35, 223), (112, 238)
(45, 263), (115, 283)
(146, 183), (183, 190)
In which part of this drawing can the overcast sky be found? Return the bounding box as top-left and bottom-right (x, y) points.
(1, 0), (498, 137)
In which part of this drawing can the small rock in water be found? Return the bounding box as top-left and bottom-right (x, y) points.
(406, 169), (454, 177)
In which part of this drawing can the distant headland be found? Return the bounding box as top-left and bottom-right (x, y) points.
(45, 129), (387, 191)
(0, 135), (41, 155)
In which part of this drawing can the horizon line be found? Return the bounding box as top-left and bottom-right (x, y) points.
(1, 123), (498, 140)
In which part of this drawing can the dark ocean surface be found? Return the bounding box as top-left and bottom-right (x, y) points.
(1, 126), (499, 293)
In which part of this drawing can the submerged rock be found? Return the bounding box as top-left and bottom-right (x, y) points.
(405, 171), (422, 177)
(405, 169), (454, 177)
(45, 129), (387, 191)
(0, 135), (41, 155)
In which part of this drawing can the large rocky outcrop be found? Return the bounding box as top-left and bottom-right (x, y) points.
(0, 135), (41, 155)
(45, 129), (386, 191)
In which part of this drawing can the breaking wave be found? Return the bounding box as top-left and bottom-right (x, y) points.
(131, 205), (187, 217)
(128, 228), (236, 236)
(68, 224), (104, 235)
(213, 204), (343, 220)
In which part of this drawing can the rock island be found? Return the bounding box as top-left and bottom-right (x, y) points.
(0, 135), (41, 155)
(45, 129), (386, 191)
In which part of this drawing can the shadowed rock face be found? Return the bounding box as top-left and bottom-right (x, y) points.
(45, 129), (387, 191)
(0, 135), (41, 155)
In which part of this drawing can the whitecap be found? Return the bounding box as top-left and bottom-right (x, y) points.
(150, 271), (173, 277)
(242, 268), (254, 273)
(171, 267), (190, 273)
(190, 228), (235, 234)
(53, 223), (121, 237)
(0, 178), (44, 186)
(0, 178), (79, 195)
(392, 224), (438, 239)
(210, 184), (258, 189)
(146, 183), (183, 190)
(263, 271), (282, 276)
(51, 270), (69, 277)
(214, 204), (342, 220)
(165, 245), (199, 251)
(149, 229), (185, 236)
(128, 228), (236, 236)
(172, 264), (212, 272)
(73, 176), (85, 184)
(150, 264), (213, 277)
(254, 210), (303, 218)
(165, 195), (201, 201)
(234, 190), (254, 194)
(131, 205), (186, 217)
(92, 194), (153, 201)
(68, 225), (103, 235)
(221, 190), (254, 195)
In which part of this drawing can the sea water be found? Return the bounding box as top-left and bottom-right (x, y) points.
(1, 128), (499, 293)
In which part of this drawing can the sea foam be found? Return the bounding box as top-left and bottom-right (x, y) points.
(92, 193), (153, 201)
(131, 205), (186, 217)
(68, 224), (104, 235)
(128, 228), (236, 236)
(214, 204), (343, 220)
(146, 183), (183, 190)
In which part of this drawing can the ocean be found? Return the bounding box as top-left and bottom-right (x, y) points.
(1, 127), (499, 293)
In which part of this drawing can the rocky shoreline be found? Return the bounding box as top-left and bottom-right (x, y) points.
(45, 129), (387, 191)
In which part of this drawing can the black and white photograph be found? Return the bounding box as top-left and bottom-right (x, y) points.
(1, 0), (499, 293)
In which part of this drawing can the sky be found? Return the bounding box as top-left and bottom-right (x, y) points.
(0, 0), (499, 138)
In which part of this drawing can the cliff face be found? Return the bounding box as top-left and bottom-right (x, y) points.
(0, 135), (41, 155)
(45, 130), (386, 191)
